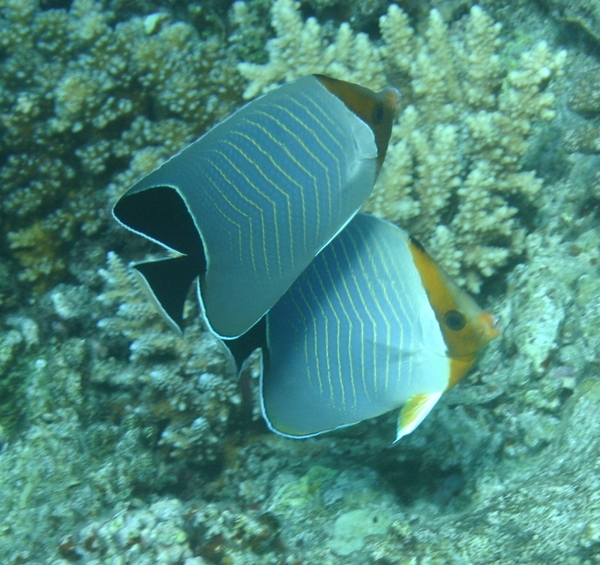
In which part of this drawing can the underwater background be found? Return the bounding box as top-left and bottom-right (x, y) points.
(0, 0), (599, 563)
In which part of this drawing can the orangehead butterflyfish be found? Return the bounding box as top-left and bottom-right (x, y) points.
(260, 213), (500, 441)
(113, 74), (400, 339)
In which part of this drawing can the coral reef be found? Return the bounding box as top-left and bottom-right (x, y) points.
(237, 0), (387, 97)
(57, 499), (204, 564)
(540, 0), (600, 43)
(238, 0), (566, 291)
(0, 0), (243, 291)
(564, 58), (600, 160)
(48, 497), (287, 564)
(0, 252), (243, 562)
(0, 0), (599, 564)
(96, 251), (241, 465)
(47, 363), (600, 564)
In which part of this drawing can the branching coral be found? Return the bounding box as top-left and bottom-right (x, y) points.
(0, 249), (242, 560)
(237, 0), (386, 97)
(0, 0), (243, 290)
(238, 0), (566, 291)
(97, 252), (241, 463)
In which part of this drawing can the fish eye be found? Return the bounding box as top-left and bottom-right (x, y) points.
(371, 104), (384, 125)
(444, 310), (466, 331)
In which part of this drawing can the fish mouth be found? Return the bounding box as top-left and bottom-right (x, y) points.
(479, 312), (502, 341)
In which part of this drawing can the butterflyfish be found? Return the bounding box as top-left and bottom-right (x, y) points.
(260, 213), (500, 441)
(113, 74), (400, 339)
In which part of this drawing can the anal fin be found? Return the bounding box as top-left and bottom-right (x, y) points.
(133, 255), (199, 335)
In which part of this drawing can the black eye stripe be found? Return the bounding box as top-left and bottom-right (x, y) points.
(444, 310), (466, 331)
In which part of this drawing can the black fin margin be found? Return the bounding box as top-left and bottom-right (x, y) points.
(134, 255), (200, 334)
(114, 186), (204, 257)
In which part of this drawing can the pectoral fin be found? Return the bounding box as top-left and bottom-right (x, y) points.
(395, 391), (443, 442)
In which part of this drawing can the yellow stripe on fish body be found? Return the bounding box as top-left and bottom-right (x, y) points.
(261, 213), (499, 441)
(112, 75), (399, 339)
